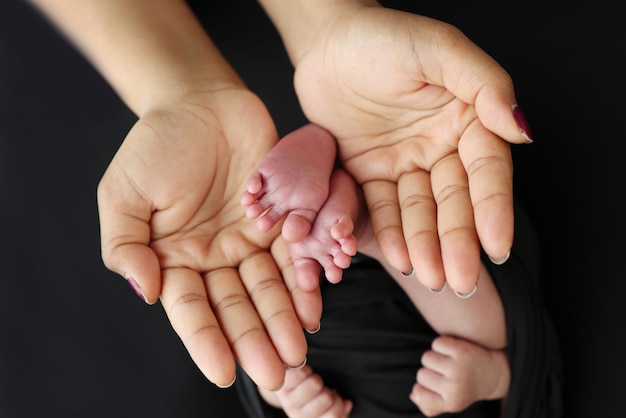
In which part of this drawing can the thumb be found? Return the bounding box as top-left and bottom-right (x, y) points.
(433, 22), (533, 144)
(97, 170), (161, 305)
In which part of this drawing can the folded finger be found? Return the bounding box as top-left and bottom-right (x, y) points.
(97, 169), (161, 304)
(415, 366), (446, 396)
(409, 382), (444, 416)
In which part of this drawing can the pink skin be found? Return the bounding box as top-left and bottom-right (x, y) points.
(242, 123), (359, 289)
(259, 365), (353, 418)
(410, 336), (510, 416)
(248, 132), (510, 415)
(241, 123), (337, 243)
(288, 168), (360, 291)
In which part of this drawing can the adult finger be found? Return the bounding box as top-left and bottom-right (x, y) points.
(203, 261), (288, 391)
(160, 267), (237, 388)
(459, 121), (514, 264)
(417, 17), (531, 144)
(272, 237), (323, 333)
(398, 170), (446, 290)
(97, 164), (161, 304)
(239, 251), (309, 371)
(362, 179), (412, 275)
(430, 153), (481, 295)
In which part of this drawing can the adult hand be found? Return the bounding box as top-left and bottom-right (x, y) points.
(97, 88), (322, 390)
(291, 4), (531, 294)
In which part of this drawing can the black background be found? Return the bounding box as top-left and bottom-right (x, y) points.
(1, 1), (624, 417)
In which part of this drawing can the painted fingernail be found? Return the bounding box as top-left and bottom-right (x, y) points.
(125, 274), (148, 304)
(512, 104), (533, 143)
(306, 322), (321, 334)
(489, 250), (511, 265)
(454, 283), (478, 299)
(429, 282), (447, 294)
(401, 268), (414, 277)
(216, 375), (237, 389)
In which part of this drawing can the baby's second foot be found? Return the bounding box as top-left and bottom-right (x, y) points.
(240, 123), (337, 243)
(289, 169), (360, 291)
(409, 335), (510, 416)
(259, 365), (352, 418)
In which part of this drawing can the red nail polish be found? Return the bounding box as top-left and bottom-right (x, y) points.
(125, 274), (148, 303)
(512, 105), (533, 143)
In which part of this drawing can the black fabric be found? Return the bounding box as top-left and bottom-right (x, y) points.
(236, 203), (561, 417)
(487, 206), (563, 418)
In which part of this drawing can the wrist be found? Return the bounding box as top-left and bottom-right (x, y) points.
(257, 0), (380, 66)
(28, 0), (244, 117)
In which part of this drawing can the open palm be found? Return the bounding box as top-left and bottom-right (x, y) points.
(294, 7), (524, 293)
(97, 87), (321, 390)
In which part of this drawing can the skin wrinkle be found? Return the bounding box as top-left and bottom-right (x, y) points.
(203, 268), (262, 347)
(364, 187), (404, 244)
(165, 285), (217, 335)
(400, 187), (438, 243)
(438, 224), (477, 242)
(435, 182), (469, 207)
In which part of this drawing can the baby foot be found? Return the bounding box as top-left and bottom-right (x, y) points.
(241, 123), (337, 243)
(409, 335), (510, 416)
(289, 169), (361, 291)
(259, 365), (353, 418)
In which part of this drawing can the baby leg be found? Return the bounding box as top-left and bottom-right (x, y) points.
(241, 123), (336, 243)
(289, 168), (361, 292)
(258, 365), (352, 418)
(410, 335), (510, 416)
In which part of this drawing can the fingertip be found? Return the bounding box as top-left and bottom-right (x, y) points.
(474, 84), (532, 145)
(124, 274), (149, 304)
(215, 374), (237, 389)
(108, 244), (161, 304)
(512, 104), (533, 143)
(488, 249), (511, 265)
(376, 232), (412, 275)
(286, 356), (307, 370)
(305, 322), (321, 334)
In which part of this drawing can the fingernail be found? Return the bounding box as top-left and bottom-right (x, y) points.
(125, 274), (148, 304)
(512, 104), (533, 143)
(429, 282), (447, 294)
(306, 322), (321, 334)
(454, 283), (478, 299)
(216, 375), (236, 389)
(489, 250), (511, 265)
(270, 379), (285, 392)
(401, 268), (414, 277)
(287, 357), (307, 370)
